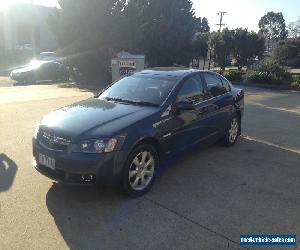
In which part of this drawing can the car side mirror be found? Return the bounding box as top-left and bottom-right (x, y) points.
(176, 100), (195, 111)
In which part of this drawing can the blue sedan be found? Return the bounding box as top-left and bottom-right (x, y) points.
(33, 68), (244, 197)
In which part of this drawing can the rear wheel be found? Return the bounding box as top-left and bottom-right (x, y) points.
(122, 144), (159, 197)
(222, 114), (240, 147)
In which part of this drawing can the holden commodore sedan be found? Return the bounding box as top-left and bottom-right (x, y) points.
(10, 60), (68, 84)
(33, 69), (244, 197)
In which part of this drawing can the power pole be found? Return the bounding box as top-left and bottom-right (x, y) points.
(216, 11), (226, 32)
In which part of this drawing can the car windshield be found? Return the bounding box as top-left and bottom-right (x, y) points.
(99, 75), (177, 106)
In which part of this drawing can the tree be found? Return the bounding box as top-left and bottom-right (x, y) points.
(288, 17), (300, 38)
(209, 28), (234, 71)
(48, 0), (127, 82)
(259, 12), (287, 48)
(193, 17), (210, 33)
(48, 0), (196, 81)
(272, 38), (300, 67)
(232, 28), (265, 69)
(136, 0), (195, 67)
(191, 32), (209, 68)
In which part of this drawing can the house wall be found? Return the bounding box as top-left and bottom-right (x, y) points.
(2, 3), (56, 52)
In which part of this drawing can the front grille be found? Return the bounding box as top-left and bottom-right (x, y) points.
(38, 164), (65, 180)
(37, 129), (71, 151)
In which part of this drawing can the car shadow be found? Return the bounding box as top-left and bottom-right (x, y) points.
(45, 137), (300, 249)
(46, 183), (139, 249)
(0, 153), (18, 192)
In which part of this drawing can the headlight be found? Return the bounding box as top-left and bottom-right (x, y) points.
(73, 138), (119, 153)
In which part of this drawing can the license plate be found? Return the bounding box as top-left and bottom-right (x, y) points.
(38, 153), (55, 170)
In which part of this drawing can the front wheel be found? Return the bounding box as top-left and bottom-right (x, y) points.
(122, 144), (159, 198)
(222, 114), (240, 147)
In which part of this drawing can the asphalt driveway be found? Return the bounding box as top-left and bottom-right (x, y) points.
(0, 84), (299, 249)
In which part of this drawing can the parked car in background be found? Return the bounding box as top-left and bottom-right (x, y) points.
(38, 52), (63, 62)
(33, 69), (244, 197)
(10, 60), (69, 84)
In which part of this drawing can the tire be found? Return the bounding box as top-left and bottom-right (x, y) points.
(122, 144), (159, 198)
(222, 114), (240, 147)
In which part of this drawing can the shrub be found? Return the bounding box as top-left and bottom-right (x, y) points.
(291, 76), (300, 90)
(272, 38), (300, 67)
(245, 71), (273, 83)
(245, 61), (292, 85)
(213, 68), (224, 75)
(223, 70), (243, 81)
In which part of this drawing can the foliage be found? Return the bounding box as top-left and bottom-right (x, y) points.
(191, 32), (208, 60)
(272, 38), (300, 67)
(245, 71), (273, 84)
(193, 17), (210, 33)
(288, 17), (300, 38)
(48, 0), (125, 82)
(48, 0), (197, 82)
(209, 29), (234, 71)
(231, 28), (265, 69)
(208, 28), (264, 70)
(259, 12), (287, 47)
(223, 70), (243, 81)
(134, 0), (195, 67)
(245, 61), (292, 85)
(291, 76), (300, 90)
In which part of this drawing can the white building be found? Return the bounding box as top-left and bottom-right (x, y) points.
(0, 3), (57, 54)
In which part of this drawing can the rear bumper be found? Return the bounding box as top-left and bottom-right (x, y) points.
(32, 138), (127, 186)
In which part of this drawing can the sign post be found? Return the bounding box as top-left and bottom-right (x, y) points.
(111, 51), (145, 82)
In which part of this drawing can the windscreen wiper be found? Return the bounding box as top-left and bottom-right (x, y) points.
(103, 97), (133, 104)
(104, 97), (159, 107)
(129, 100), (159, 107)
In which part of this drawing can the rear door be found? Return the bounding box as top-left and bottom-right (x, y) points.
(203, 72), (233, 133)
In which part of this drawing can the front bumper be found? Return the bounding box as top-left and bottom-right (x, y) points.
(32, 138), (127, 186)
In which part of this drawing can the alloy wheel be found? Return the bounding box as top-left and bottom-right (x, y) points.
(228, 117), (239, 143)
(128, 151), (155, 191)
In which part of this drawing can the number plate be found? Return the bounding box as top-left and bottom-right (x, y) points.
(38, 153), (55, 170)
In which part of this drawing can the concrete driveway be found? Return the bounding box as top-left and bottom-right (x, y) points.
(0, 85), (299, 249)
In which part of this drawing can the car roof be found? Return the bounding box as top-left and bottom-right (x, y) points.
(135, 68), (214, 79)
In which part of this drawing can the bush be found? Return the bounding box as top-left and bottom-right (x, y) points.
(291, 76), (300, 90)
(245, 61), (292, 85)
(213, 68), (224, 75)
(223, 70), (243, 81)
(245, 71), (273, 83)
(272, 38), (300, 67)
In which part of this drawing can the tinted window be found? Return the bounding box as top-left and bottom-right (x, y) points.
(177, 75), (205, 103)
(100, 75), (176, 105)
(220, 76), (231, 92)
(204, 73), (227, 97)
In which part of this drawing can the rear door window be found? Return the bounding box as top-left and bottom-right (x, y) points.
(177, 75), (206, 103)
(204, 73), (227, 97)
(220, 76), (231, 92)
